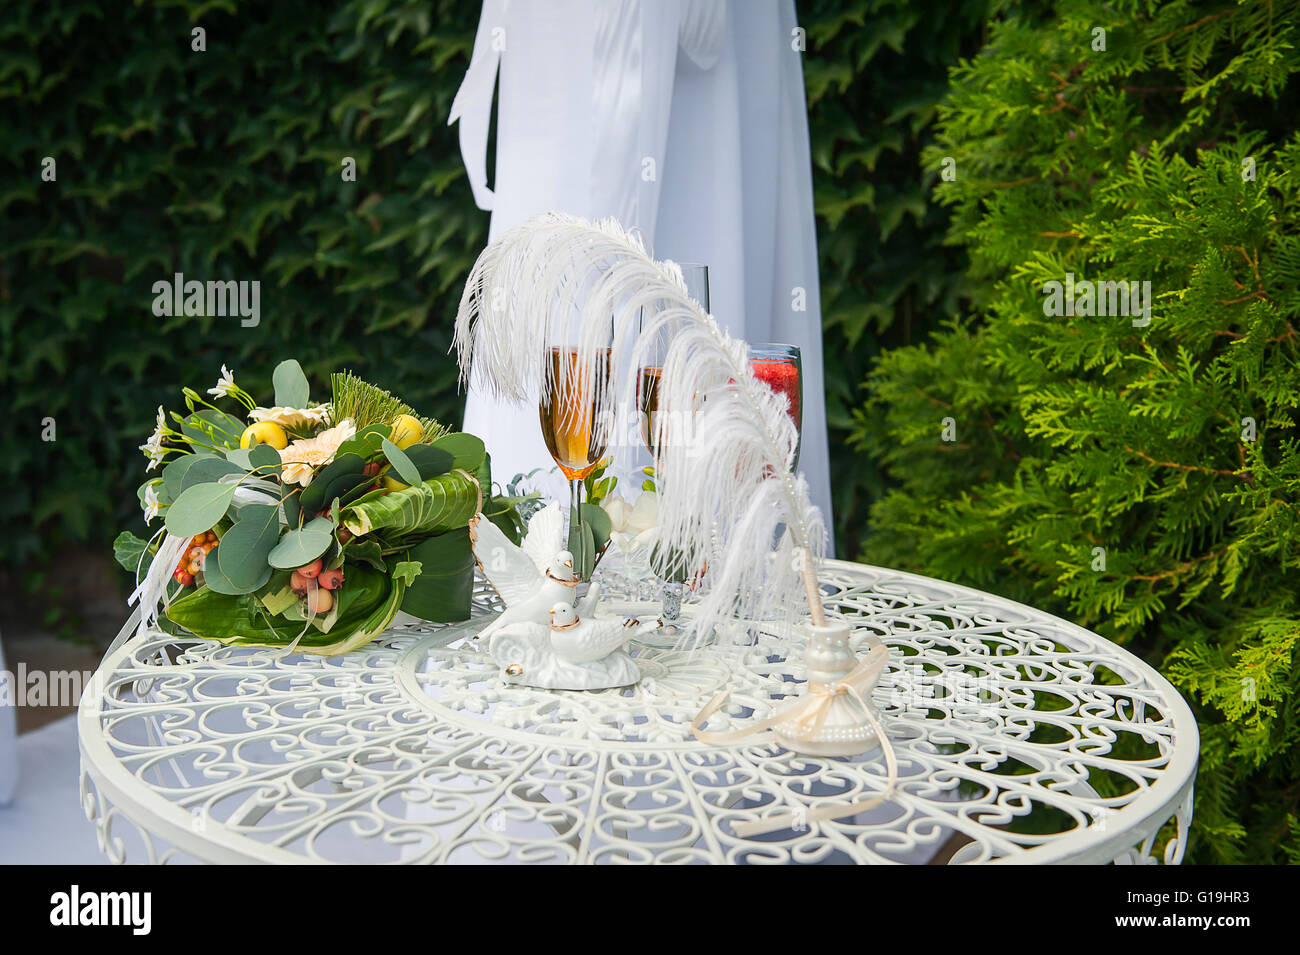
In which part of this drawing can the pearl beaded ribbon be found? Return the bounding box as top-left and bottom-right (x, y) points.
(691, 637), (899, 837)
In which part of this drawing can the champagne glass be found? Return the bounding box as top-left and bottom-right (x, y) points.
(638, 263), (709, 642)
(539, 325), (614, 580)
(749, 343), (802, 469)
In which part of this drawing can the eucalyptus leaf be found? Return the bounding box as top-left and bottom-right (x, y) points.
(224, 447), (254, 469)
(272, 358), (310, 409)
(166, 482), (238, 538)
(248, 442), (281, 477)
(216, 503), (281, 590)
(267, 516), (334, 569)
(382, 438), (422, 488)
(181, 455), (246, 492)
(203, 547), (271, 595)
(162, 455), (199, 499)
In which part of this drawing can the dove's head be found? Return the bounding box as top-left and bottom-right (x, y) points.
(546, 551), (578, 583)
(550, 601), (579, 629)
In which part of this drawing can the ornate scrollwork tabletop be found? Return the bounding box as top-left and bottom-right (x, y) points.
(78, 560), (1198, 864)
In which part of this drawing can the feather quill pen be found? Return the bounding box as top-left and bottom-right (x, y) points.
(454, 213), (827, 644)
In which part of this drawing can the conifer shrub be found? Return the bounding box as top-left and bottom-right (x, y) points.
(856, 0), (1300, 862)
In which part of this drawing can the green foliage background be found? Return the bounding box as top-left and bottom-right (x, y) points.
(2, 0), (487, 576)
(857, 0), (1300, 863)
(2, 0), (988, 578)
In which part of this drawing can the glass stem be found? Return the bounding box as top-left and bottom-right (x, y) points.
(570, 478), (584, 577)
(662, 580), (683, 626)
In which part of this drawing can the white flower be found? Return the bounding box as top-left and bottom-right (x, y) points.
(207, 365), (237, 399)
(142, 483), (161, 524)
(248, 404), (332, 429)
(139, 405), (167, 471)
(279, 419), (356, 486)
(602, 490), (658, 556)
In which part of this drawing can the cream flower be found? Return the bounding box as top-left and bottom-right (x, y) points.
(207, 365), (237, 399)
(278, 419), (356, 486)
(248, 404), (332, 429)
(602, 490), (658, 556)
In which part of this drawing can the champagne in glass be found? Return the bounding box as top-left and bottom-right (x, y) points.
(539, 333), (613, 580)
(540, 346), (613, 479)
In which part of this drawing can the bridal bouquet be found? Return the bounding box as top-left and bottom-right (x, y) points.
(115, 360), (514, 654)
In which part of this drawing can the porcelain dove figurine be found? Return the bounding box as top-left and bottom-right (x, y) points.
(471, 502), (601, 643)
(489, 601), (648, 690)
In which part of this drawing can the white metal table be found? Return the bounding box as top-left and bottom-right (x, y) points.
(78, 560), (1198, 864)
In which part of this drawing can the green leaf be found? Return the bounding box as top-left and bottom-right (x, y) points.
(403, 443), (454, 479)
(216, 503), (281, 590)
(181, 409), (245, 451)
(113, 530), (152, 575)
(579, 501), (612, 551)
(336, 424), (392, 459)
(166, 566), (393, 652)
(391, 560), (422, 585)
(247, 442), (281, 478)
(162, 455), (200, 499)
(382, 437), (423, 487)
(224, 448), (254, 469)
(400, 527), (474, 622)
(181, 454), (246, 492)
(340, 471), (479, 539)
(267, 516), (334, 569)
(430, 432), (485, 472)
(203, 546), (272, 595)
(272, 359), (310, 409)
(568, 519), (596, 582)
(299, 452), (366, 514)
(166, 481), (238, 538)
(345, 539), (387, 571)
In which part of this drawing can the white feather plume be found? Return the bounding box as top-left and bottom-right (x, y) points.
(454, 212), (826, 644)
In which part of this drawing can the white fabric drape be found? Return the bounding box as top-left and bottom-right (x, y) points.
(452, 0), (834, 547)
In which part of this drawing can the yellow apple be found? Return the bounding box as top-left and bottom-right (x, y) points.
(239, 421), (288, 450)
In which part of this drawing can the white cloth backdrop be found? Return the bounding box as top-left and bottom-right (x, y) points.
(452, 0), (834, 548)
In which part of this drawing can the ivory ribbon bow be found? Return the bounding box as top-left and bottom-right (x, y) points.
(691, 636), (899, 838)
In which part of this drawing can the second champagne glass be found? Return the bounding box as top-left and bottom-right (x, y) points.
(637, 263), (709, 641)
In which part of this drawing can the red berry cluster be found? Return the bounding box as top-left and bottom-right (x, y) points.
(173, 531), (217, 587)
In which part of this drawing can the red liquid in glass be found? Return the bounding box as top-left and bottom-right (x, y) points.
(750, 359), (801, 427)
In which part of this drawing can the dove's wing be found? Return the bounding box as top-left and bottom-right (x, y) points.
(519, 501), (564, 575)
(473, 514), (542, 606)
